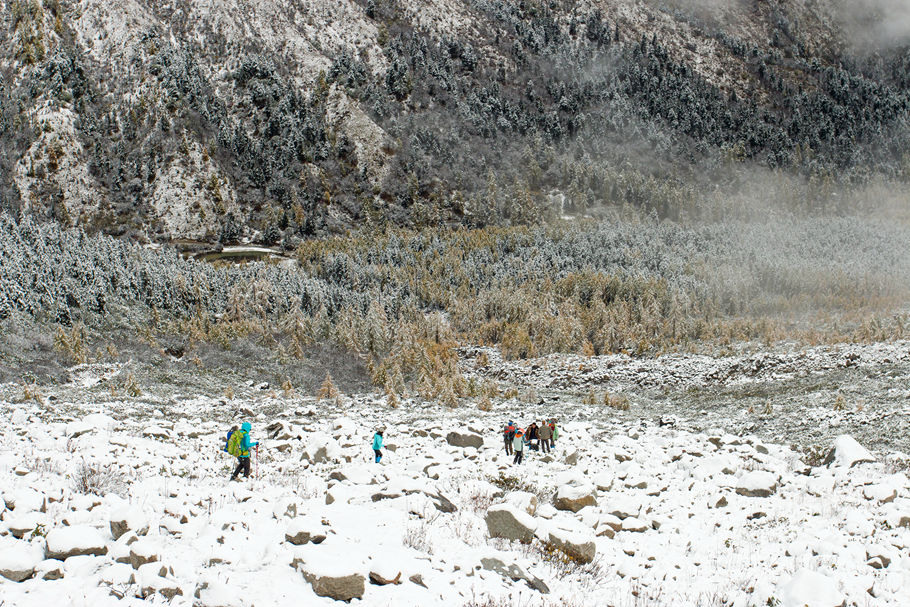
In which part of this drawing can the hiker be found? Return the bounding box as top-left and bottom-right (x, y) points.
(512, 428), (525, 465)
(550, 419), (559, 445)
(527, 422), (539, 451)
(538, 419), (552, 453)
(503, 420), (516, 455)
(373, 428), (384, 463)
(228, 422), (259, 481)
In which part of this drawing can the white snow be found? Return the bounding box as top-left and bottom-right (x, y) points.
(828, 434), (876, 468)
(0, 389), (908, 605)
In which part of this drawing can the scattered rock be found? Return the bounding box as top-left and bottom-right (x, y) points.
(368, 570), (402, 585)
(285, 519), (327, 545)
(409, 573), (427, 588)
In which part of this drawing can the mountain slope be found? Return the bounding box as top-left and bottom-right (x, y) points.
(1, 0), (908, 243)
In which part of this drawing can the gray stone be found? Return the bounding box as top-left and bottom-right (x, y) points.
(485, 504), (538, 542)
(481, 557), (549, 594)
(446, 431), (484, 449)
(301, 570), (365, 602)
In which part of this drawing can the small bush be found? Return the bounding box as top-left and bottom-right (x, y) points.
(71, 461), (128, 497)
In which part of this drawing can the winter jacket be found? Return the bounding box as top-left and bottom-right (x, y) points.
(538, 424), (552, 440)
(552, 424), (559, 441)
(512, 434), (525, 452)
(372, 433), (383, 450)
(237, 422), (259, 457)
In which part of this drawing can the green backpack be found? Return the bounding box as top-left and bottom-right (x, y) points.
(226, 430), (245, 457)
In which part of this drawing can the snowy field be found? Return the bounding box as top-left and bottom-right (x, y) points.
(2, 367), (910, 607)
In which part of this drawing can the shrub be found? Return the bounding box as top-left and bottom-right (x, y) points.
(71, 461), (128, 497)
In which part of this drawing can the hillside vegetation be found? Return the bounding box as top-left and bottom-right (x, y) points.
(0, 0), (908, 242)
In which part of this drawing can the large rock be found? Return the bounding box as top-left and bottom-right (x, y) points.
(0, 544), (43, 582)
(553, 485), (597, 512)
(779, 569), (846, 607)
(485, 504), (538, 542)
(736, 471), (778, 497)
(446, 431), (484, 449)
(546, 528), (596, 564)
(824, 435), (875, 468)
(45, 526), (108, 560)
(296, 558), (365, 602)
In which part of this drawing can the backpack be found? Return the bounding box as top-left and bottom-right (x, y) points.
(226, 430), (245, 457)
(223, 430), (234, 452)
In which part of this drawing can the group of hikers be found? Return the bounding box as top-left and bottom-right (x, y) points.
(224, 422), (386, 480)
(223, 419), (557, 480)
(502, 419), (558, 465)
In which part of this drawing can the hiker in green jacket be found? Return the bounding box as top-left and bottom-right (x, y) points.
(228, 421), (259, 481)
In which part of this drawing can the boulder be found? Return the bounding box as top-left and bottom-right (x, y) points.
(546, 528), (596, 564)
(485, 504), (538, 542)
(779, 569), (846, 607)
(0, 543), (43, 581)
(110, 508), (149, 540)
(554, 485), (597, 512)
(297, 560), (365, 602)
(446, 431), (484, 449)
(45, 526), (108, 560)
(736, 471), (778, 497)
(823, 435), (875, 468)
(128, 539), (161, 569)
(34, 559), (64, 580)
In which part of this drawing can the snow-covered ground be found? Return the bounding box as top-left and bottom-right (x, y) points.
(2, 388), (909, 606)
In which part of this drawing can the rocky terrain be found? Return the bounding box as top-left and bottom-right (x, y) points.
(2, 347), (910, 605)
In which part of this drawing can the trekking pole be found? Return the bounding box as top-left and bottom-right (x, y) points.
(255, 444), (259, 480)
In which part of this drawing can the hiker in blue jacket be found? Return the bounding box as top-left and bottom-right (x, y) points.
(372, 429), (384, 463)
(229, 421), (259, 481)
